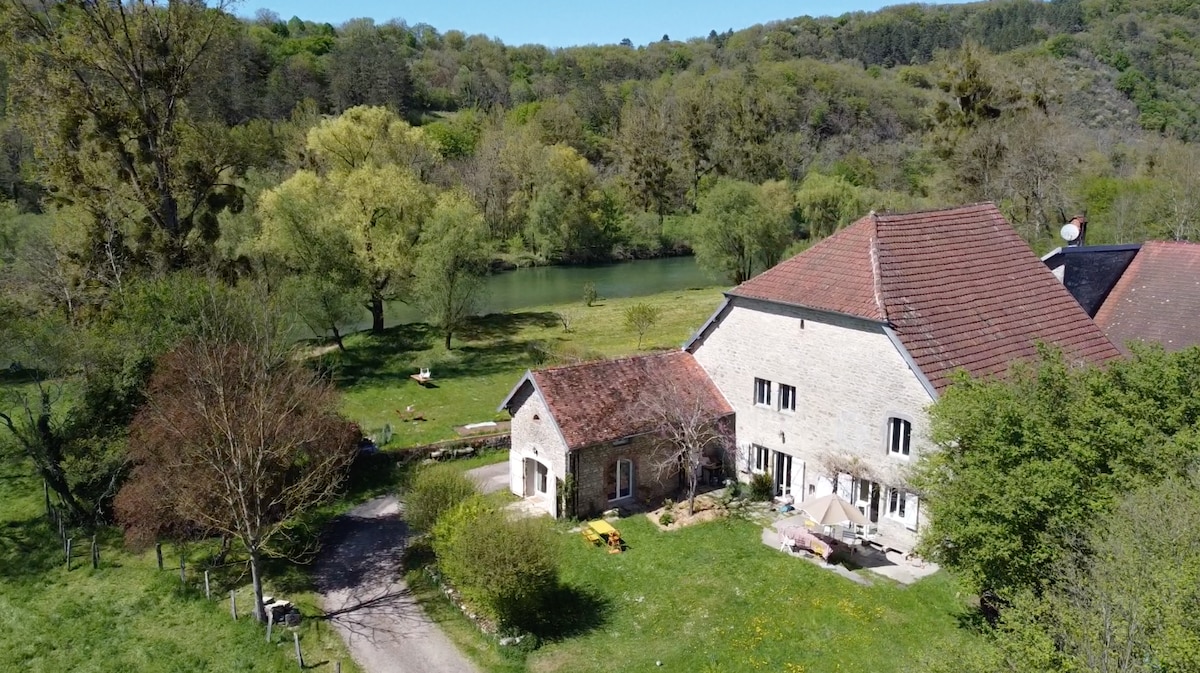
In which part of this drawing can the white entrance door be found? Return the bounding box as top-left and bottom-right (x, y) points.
(773, 452), (793, 497)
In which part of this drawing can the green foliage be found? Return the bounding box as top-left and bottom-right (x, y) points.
(413, 191), (492, 349)
(582, 281), (598, 307)
(691, 179), (794, 285)
(914, 345), (1200, 599)
(433, 498), (560, 631)
(748, 472), (774, 501)
(405, 464), (478, 535)
(795, 172), (865, 239)
(623, 302), (661, 349)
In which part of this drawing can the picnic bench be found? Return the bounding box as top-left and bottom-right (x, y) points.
(410, 367), (433, 386)
(583, 519), (623, 553)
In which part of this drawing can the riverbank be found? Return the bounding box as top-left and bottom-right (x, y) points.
(346, 255), (718, 333)
(324, 286), (725, 447)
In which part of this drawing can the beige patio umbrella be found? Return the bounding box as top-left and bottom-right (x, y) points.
(798, 493), (869, 527)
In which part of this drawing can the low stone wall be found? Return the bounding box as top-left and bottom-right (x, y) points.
(373, 433), (512, 466)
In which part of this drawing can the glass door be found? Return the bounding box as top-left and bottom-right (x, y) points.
(773, 452), (793, 496)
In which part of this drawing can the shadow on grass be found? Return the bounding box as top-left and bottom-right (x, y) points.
(524, 582), (611, 641)
(321, 315), (549, 387)
(0, 515), (62, 581)
(460, 311), (562, 343)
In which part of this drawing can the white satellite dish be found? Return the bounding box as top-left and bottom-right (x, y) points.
(1060, 222), (1081, 242)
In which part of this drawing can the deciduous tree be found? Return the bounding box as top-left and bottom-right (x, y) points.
(413, 191), (491, 349)
(0, 0), (251, 270)
(623, 302), (660, 350)
(639, 380), (734, 516)
(120, 291), (358, 621)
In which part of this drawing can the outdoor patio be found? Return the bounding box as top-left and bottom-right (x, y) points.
(761, 493), (940, 585)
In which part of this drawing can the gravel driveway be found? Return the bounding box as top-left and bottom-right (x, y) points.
(315, 495), (480, 673)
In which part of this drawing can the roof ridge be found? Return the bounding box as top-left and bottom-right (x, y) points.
(873, 201), (998, 219)
(868, 211), (887, 322)
(533, 349), (683, 375)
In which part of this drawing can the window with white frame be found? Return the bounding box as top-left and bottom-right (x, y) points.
(754, 378), (772, 407)
(779, 384), (796, 412)
(752, 445), (770, 473)
(887, 417), (912, 457)
(886, 487), (919, 530)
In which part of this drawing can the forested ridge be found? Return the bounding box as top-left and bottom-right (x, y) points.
(1, 0), (1199, 281)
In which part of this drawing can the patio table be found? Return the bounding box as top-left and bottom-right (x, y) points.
(588, 519), (617, 537)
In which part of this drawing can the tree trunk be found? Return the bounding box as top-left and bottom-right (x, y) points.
(332, 326), (346, 352)
(369, 295), (385, 334)
(688, 469), (698, 516)
(444, 329), (452, 350)
(249, 547), (266, 622)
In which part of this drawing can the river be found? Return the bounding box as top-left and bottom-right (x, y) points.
(347, 255), (719, 333)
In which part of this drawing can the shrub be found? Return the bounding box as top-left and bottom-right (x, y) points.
(582, 281), (597, 306)
(749, 472), (774, 501)
(405, 464), (478, 534)
(434, 501), (560, 630)
(658, 511), (675, 526)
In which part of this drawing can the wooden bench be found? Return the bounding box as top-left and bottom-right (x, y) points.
(581, 529), (602, 546)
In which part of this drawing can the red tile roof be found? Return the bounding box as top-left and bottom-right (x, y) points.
(516, 351), (732, 450)
(1094, 240), (1200, 352)
(729, 203), (1121, 392)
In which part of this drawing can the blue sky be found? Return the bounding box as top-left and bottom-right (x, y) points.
(244, 1), (968, 48)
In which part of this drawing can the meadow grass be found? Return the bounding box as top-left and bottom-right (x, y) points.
(0, 442), (361, 673)
(409, 514), (981, 673)
(329, 286), (724, 446)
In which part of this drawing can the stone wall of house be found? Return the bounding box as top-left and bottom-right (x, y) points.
(507, 384), (568, 517)
(571, 435), (678, 519)
(690, 296), (935, 549)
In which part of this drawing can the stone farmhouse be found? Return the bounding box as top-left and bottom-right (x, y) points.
(500, 203), (1120, 552)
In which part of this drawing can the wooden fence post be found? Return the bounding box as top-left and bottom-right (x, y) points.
(179, 554), (186, 585)
(43, 480), (51, 518)
(65, 538), (72, 570)
(155, 542), (163, 570)
(230, 590), (237, 620)
(335, 661), (342, 673)
(266, 610), (273, 643)
(91, 535), (98, 570)
(293, 632), (303, 669)
(204, 570), (211, 600)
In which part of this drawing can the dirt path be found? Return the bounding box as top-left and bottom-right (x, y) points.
(315, 495), (480, 673)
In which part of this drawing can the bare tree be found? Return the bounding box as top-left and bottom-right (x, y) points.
(121, 294), (358, 622)
(638, 380), (733, 516)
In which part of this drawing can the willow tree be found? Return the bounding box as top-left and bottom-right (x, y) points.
(414, 191), (491, 349)
(0, 0), (253, 271)
(257, 106), (438, 333)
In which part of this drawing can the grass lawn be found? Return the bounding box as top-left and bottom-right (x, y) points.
(411, 515), (981, 673)
(327, 287), (724, 447)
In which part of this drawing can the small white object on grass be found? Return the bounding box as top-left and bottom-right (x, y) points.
(656, 661), (662, 667)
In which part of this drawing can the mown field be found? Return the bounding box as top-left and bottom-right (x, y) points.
(329, 286), (725, 446)
(407, 514), (983, 673)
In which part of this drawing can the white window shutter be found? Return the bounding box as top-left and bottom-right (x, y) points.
(905, 492), (919, 530)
